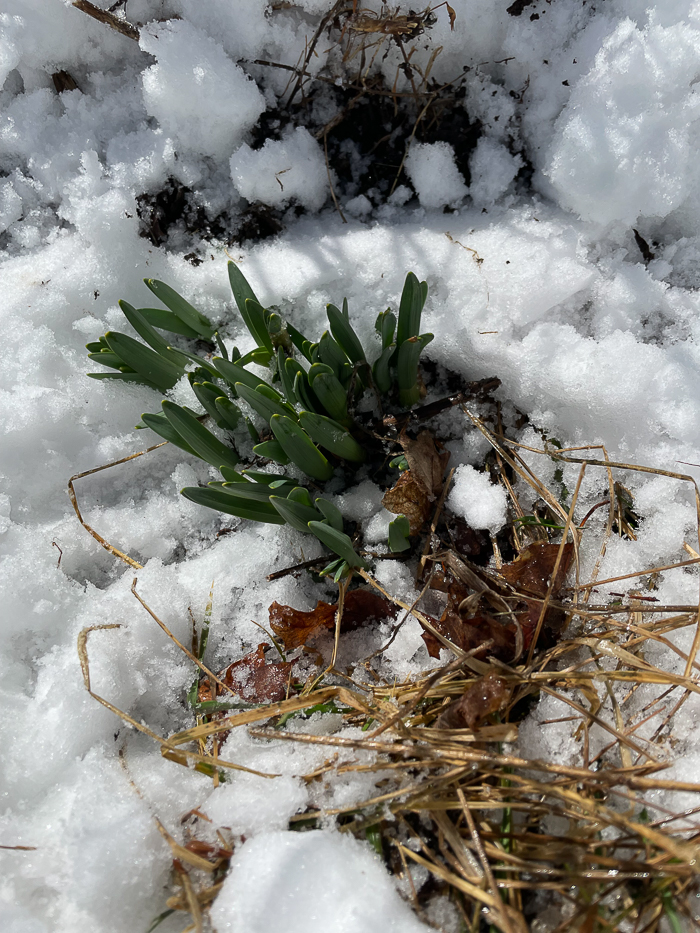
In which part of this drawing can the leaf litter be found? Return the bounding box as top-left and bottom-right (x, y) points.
(73, 393), (700, 933)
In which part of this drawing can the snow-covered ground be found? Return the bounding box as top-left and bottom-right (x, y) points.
(3, 1), (700, 930)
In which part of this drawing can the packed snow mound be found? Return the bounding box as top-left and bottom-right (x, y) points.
(230, 127), (328, 211)
(210, 830), (429, 933)
(140, 19), (265, 161)
(469, 137), (523, 208)
(545, 17), (700, 226)
(404, 141), (468, 209)
(447, 464), (508, 533)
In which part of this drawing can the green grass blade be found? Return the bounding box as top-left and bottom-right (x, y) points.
(104, 331), (183, 391)
(298, 411), (365, 461)
(143, 279), (215, 340)
(181, 485), (285, 523)
(270, 414), (334, 481)
(162, 401), (239, 469)
(307, 521), (367, 567)
(227, 261), (260, 313)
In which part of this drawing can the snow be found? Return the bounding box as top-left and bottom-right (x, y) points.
(2, 0), (700, 930)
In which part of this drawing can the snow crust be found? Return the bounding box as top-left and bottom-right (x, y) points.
(2, 1), (700, 931)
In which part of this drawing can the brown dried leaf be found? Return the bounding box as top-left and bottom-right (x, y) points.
(498, 542), (574, 599)
(446, 2), (456, 30)
(382, 471), (431, 534)
(221, 643), (292, 703)
(437, 673), (510, 729)
(421, 607), (519, 661)
(269, 590), (398, 650)
(399, 429), (450, 497)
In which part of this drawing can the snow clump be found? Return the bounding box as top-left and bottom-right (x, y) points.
(447, 464), (508, 533)
(404, 141), (468, 209)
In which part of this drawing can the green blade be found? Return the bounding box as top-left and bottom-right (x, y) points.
(227, 261), (261, 314)
(317, 331), (352, 384)
(372, 344), (394, 395)
(388, 514), (411, 552)
(253, 440), (291, 465)
(396, 272), (425, 346)
(375, 309), (396, 350)
(138, 307), (201, 338)
(307, 521), (367, 568)
(269, 495), (321, 533)
(287, 486), (314, 508)
(220, 482), (281, 502)
(238, 346), (272, 367)
(310, 372), (351, 427)
(397, 333), (433, 408)
(87, 351), (125, 370)
(242, 470), (298, 487)
(104, 331), (183, 391)
(286, 322), (314, 362)
(85, 341), (106, 353)
(191, 379), (227, 426)
(293, 370), (321, 414)
(315, 497), (344, 532)
(270, 414), (334, 482)
(162, 401), (239, 469)
(242, 298), (274, 354)
(277, 348), (298, 406)
(180, 485), (285, 524)
(143, 279), (215, 340)
(88, 372), (160, 390)
(220, 465), (247, 483)
(298, 411), (365, 462)
(213, 357), (273, 394)
(171, 348), (221, 379)
(141, 411), (198, 456)
(119, 301), (190, 368)
(235, 382), (296, 425)
(215, 395), (242, 430)
(326, 303), (366, 364)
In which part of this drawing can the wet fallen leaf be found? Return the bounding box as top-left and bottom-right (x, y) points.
(498, 542), (573, 599)
(184, 839), (233, 861)
(382, 471), (431, 534)
(269, 589), (398, 650)
(399, 429), (450, 497)
(421, 606), (519, 661)
(221, 643), (292, 703)
(437, 673), (510, 729)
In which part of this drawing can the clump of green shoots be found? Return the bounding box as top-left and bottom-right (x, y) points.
(86, 265), (433, 578)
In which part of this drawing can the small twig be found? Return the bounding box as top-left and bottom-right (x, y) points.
(71, 0), (140, 40)
(52, 541), (63, 568)
(266, 556), (327, 581)
(323, 132), (347, 223)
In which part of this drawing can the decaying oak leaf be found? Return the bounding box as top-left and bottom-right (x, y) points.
(382, 471), (432, 534)
(269, 589), (398, 650)
(421, 607), (519, 661)
(221, 643), (292, 703)
(498, 542), (573, 599)
(399, 429), (450, 497)
(436, 673), (510, 729)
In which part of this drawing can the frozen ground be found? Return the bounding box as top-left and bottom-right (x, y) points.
(3, 1), (700, 930)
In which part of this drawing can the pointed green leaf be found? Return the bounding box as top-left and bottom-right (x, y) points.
(375, 310), (396, 350)
(327, 304), (366, 364)
(85, 341), (106, 353)
(396, 272), (424, 346)
(317, 331), (351, 383)
(215, 395), (242, 430)
(227, 261), (260, 314)
(213, 357), (273, 394)
(246, 418), (260, 443)
(235, 382), (296, 425)
(269, 495), (321, 533)
(253, 440), (291, 465)
(286, 322), (314, 362)
(293, 370), (321, 414)
(287, 486), (314, 509)
(141, 411), (198, 456)
(315, 497), (344, 532)
(241, 298), (274, 354)
(144, 279), (215, 340)
(104, 331), (183, 391)
(181, 485), (285, 523)
(319, 558), (344, 579)
(307, 521), (367, 568)
(215, 333), (229, 360)
(220, 465), (247, 483)
(87, 351), (124, 370)
(372, 344), (394, 395)
(119, 300), (190, 368)
(298, 411), (365, 462)
(242, 470), (298, 487)
(191, 379), (227, 426)
(88, 372), (160, 389)
(308, 362), (334, 385)
(277, 348), (298, 406)
(138, 307), (201, 338)
(311, 372), (351, 427)
(238, 346), (272, 367)
(270, 415), (334, 482)
(397, 333), (433, 408)
(220, 482), (280, 503)
(162, 401), (239, 469)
